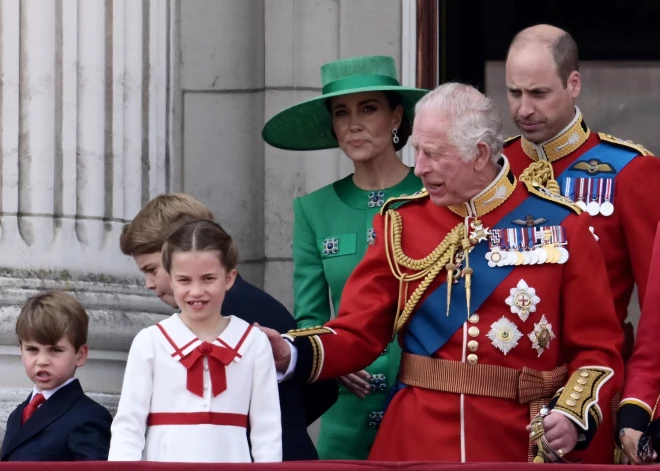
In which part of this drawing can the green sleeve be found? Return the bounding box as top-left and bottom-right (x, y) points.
(292, 197), (331, 328)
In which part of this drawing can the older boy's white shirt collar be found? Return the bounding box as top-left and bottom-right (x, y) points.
(31, 377), (76, 401)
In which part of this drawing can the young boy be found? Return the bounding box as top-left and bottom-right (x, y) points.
(119, 193), (337, 461)
(1, 291), (112, 461)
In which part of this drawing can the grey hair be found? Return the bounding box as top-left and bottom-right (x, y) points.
(414, 82), (504, 163)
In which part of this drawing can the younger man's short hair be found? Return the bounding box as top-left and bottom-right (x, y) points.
(119, 193), (214, 256)
(16, 291), (89, 351)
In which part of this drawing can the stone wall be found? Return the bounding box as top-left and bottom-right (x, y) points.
(0, 0), (173, 441)
(177, 0), (404, 312)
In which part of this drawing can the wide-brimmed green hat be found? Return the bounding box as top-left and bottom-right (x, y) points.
(262, 55), (428, 151)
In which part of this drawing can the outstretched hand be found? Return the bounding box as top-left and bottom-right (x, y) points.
(254, 323), (291, 372)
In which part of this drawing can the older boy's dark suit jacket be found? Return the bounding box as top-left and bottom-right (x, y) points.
(223, 274), (338, 461)
(1, 379), (112, 461)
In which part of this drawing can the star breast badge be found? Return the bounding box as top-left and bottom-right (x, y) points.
(487, 317), (523, 355)
(528, 315), (555, 357)
(505, 279), (541, 322)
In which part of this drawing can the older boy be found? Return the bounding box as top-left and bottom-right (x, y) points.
(1, 291), (112, 461)
(120, 193), (337, 461)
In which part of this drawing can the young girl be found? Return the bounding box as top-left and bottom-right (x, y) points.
(108, 220), (282, 462)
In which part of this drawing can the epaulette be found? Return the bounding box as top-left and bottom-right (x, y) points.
(284, 326), (335, 339)
(598, 132), (653, 156)
(380, 188), (429, 215)
(504, 135), (521, 146)
(519, 161), (582, 215)
(526, 182), (582, 216)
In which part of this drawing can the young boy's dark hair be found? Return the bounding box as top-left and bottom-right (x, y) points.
(120, 193), (214, 256)
(16, 291), (89, 351)
(1, 291), (112, 461)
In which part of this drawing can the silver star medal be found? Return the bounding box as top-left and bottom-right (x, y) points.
(487, 317), (523, 355)
(505, 279), (541, 322)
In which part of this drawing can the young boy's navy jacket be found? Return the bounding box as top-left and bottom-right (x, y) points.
(1, 379), (112, 461)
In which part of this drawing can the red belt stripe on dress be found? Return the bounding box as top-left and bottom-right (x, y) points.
(147, 412), (248, 428)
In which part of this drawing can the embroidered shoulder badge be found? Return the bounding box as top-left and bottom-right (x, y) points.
(569, 158), (616, 176)
(598, 132), (653, 156)
(380, 188), (428, 214)
(511, 214), (548, 227)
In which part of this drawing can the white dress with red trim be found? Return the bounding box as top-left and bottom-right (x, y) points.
(108, 314), (282, 463)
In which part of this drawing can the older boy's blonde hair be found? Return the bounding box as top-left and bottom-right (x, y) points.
(16, 291), (89, 350)
(119, 193), (214, 256)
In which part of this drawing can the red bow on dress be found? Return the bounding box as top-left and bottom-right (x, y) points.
(179, 342), (237, 397)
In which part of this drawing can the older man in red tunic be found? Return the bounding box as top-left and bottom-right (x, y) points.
(264, 82), (623, 463)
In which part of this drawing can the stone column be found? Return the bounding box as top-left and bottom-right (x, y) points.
(177, 0), (266, 288)
(0, 0), (172, 441)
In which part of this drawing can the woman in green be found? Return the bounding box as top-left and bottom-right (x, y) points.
(262, 56), (427, 460)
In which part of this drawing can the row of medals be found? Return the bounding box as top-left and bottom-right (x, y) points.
(563, 177), (614, 217)
(485, 227), (569, 267)
(488, 244), (569, 266)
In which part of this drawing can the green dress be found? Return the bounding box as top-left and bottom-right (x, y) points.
(292, 169), (422, 460)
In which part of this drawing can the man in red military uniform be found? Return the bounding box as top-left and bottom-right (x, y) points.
(265, 83), (623, 463)
(502, 25), (660, 463)
(616, 221), (660, 465)
(503, 25), (660, 349)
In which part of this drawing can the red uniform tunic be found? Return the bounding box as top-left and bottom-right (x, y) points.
(617, 221), (660, 433)
(504, 110), (660, 463)
(505, 110), (660, 330)
(288, 160), (623, 463)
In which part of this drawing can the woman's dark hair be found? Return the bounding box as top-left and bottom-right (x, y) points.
(162, 219), (238, 274)
(326, 91), (412, 152)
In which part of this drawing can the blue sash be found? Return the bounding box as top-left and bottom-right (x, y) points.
(558, 142), (637, 181)
(403, 194), (574, 357)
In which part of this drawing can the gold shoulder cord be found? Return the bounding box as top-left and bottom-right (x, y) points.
(519, 160), (581, 215)
(520, 160), (561, 194)
(383, 208), (466, 336)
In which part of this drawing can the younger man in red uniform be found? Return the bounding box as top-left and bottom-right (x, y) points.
(503, 24), (660, 348)
(502, 25), (660, 463)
